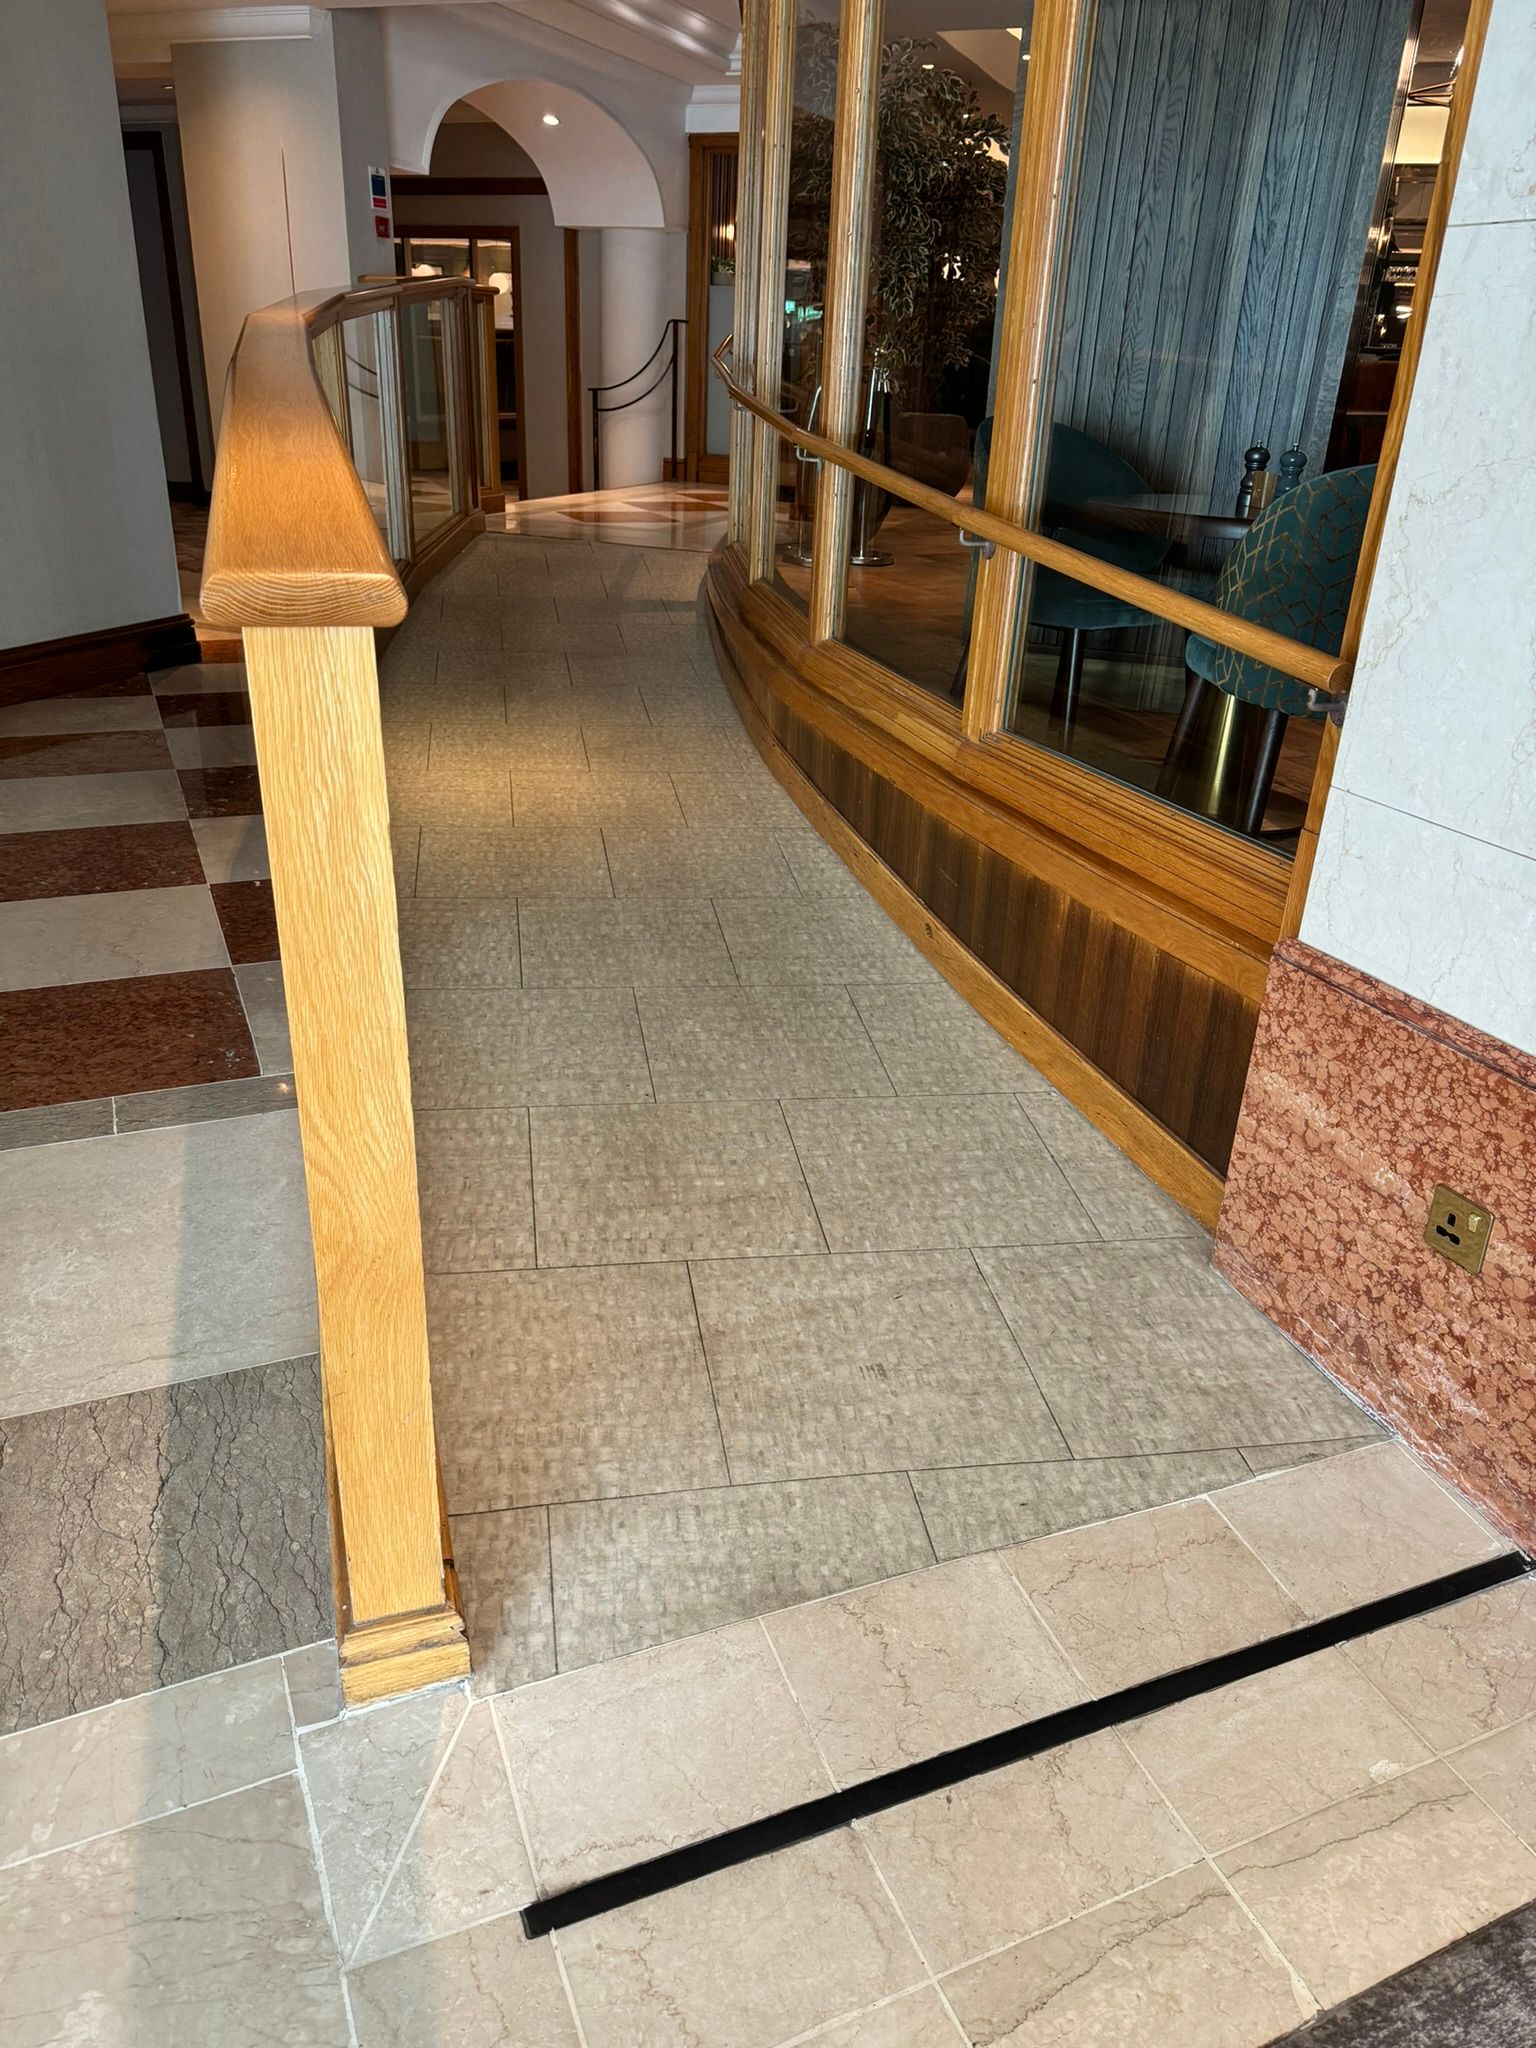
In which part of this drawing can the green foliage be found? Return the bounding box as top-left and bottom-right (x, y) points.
(786, 25), (1009, 403)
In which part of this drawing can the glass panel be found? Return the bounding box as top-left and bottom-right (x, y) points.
(405, 238), (471, 280)
(471, 241), (520, 490)
(1002, 0), (1447, 843)
(340, 314), (391, 549)
(843, 500), (981, 703)
(705, 151), (738, 458)
(400, 297), (456, 547)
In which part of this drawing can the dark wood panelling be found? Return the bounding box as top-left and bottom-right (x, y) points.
(0, 614), (199, 707)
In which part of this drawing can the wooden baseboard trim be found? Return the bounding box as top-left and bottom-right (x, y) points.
(338, 1606), (471, 1708)
(709, 610), (1226, 1230)
(0, 612), (200, 705)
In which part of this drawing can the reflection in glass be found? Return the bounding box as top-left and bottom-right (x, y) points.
(400, 298), (458, 548)
(341, 315), (391, 550)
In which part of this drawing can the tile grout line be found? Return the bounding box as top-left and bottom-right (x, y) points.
(965, 1244), (1075, 1459)
(683, 1257), (735, 1485)
(0, 1768), (300, 1874)
(754, 1615), (841, 1797)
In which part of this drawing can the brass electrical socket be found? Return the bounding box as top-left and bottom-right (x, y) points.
(1424, 1185), (1495, 1275)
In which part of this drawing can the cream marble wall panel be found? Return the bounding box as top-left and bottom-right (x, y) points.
(1448, 0), (1536, 227)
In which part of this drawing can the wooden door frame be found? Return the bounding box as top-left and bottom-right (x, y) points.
(685, 133), (739, 483)
(123, 127), (210, 501)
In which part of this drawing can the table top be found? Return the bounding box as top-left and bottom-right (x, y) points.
(1073, 493), (1254, 544)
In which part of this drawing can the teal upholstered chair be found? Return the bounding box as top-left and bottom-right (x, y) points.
(1162, 463), (1375, 835)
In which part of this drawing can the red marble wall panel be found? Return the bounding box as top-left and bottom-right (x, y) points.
(1216, 939), (1536, 1549)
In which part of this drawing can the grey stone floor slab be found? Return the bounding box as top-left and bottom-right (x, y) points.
(0, 883), (228, 992)
(849, 980), (1056, 1095)
(715, 894), (938, 982)
(603, 824), (796, 898)
(1020, 1091), (1207, 1241)
(406, 986), (652, 1108)
(414, 825), (612, 898)
(0, 1358), (329, 1733)
(519, 896), (737, 987)
(638, 984), (894, 1101)
(910, 1448), (1256, 1558)
(396, 899), (521, 986)
(451, 1505), (556, 1696)
(233, 958), (292, 1072)
(415, 1108), (535, 1273)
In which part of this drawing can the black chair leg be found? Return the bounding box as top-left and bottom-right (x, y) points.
(1241, 708), (1288, 836)
(1156, 666), (1209, 798)
(1049, 630), (1085, 748)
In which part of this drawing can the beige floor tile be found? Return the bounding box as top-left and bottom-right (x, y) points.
(716, 894), (938, 983)
(511, 769), (685, 828)
(1451, 1716), (1536, 1845)
(0, 768), (186, 833)
(495, 1620), (827, 1891)
(604, 823), (796, 897)
(1240, 1437), (1384, 1475)
(861, 1731), (1197, 1974)
(1020, 1092), (1207, 1241)
(167, 726), (258, 770)
(415, 825), (611, 898)
(801, 1987), (966, 2048)
(429, 1263), (726, 1509)
(1124, 1648), (1432, 1854)
(848, 981), (1052, 1095)
(192, 814), (270, 883)
(587, 727), (745, 778)
(354, 1702), (534, 1965)
(692, 1249), (1066, 1483)
(1342, 1580), (1536, 1752)
(0, 884), (228, 991)
(234, 959), (292, 1072)
(670, 770), (805, 828)
(452, 1507), (557, 1697)
(415, 1109), (534, 1273)
(556, 1829), (924, 2048)
(549, 1472), (936, 1668)
(519, 896), (737, 987)
(911, 1449), (1253, 1559)
(765, 1554), (1085, 1787)
(284, 1641), (342, 1731)
(299, 1688), (468, 1959)
(777, 829), (875, 899)
(1007, 1498), (1305, 1693)
(942, 1862), (1312, 2048)
(639, 984), (894, 1101)
(0, 1657), (292, 1867)
(0, 1778), (349, 2048)
(350, 1911), (580, 2048)
(406, 987), (651, 1109)
(531, 1101), (825, 1265)
(397, 900), (520, 986)
(1213, 1444), (1507, 1620)
(1218, 1761), (1536, 2008)
(384, 768), (516, 828)
(784, 1096), (1095, 1254)
(975, 1240), (1368, 1455)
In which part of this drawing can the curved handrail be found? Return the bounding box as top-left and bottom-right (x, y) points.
(202, 277), (493, 632)
(711, 335), (1349, 696)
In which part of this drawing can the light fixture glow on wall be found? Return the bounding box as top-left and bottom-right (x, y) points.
(542, 112), (561, 126)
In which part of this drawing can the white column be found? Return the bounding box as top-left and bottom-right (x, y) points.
(597, 228), (684, 488)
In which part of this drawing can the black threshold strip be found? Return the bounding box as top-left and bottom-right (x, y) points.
(523, 1548), (1531, 1940)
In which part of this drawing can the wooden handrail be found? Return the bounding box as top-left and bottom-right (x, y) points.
(711, 336), (1350, 697)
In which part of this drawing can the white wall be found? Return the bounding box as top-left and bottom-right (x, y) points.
(333, 9), (394, 284)
(1300, 0), (1536, 1057)
(0, 0), (180, 650)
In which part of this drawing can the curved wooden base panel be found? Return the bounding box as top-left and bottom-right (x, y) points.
(706, 555), (1251, 1223)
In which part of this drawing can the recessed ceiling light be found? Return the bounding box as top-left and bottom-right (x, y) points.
(542, 112), (560, 126)
(921, 61), (934, 69)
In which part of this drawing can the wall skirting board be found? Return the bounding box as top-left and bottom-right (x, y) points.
(1216, 939), (1536, 1550)
(0, 613), (200, 705)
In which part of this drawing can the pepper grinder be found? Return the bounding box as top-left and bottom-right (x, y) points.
(1235, 445), (1270, 521)
(1279, 446), (1308, 494)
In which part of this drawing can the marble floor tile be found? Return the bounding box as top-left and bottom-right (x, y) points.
(0, 1778), (349, 2048)
(0, 767), (186, 833)
(860, 1730), (1197, 1974)
(452, 1505), (557, 1696)
(407, 986), (652, 1108)
(113, 1073), (297, 1134)
(784, 1095), (1096, 1253)
(797, 1986), (963, 2048)
(1021, 1091), (1207, 1240)
(639, 983), (894, 1101)
(153, 660), (248, 696)
(0, 1095), (115, 1150)
(692, 1249), (1066, 1483)
(0, 695), (163, 733)
(1451, 1717), (1536, 1848)
(349, 1910), (580, 2048)
(0, 728), (172, 778)
(234, 958), (292, 1072)
(1, 964), (258, 1111)
(716, 893), (938, 982)
(192, 813), (270, 883)
(167, 725), (259, 769)
(179, 764), (263, 817)
(0, 1655), (293, 1865)
(1342, 1580), (1536, 1752)
(975, 1239), (1369, 1455)
(416, 1108), (535, 1273)
(511, 768), (685, 828)
(0, 819), (204, 900)
(0, 1356), (328, 1733)
(299, 1687), (469, 1960)
(154, 690), (252, 728)
(671, 768), (806, 827)
(531, 1101), (825, 1265)
(415, 824), (612, 897)
(398, 899), (521, 986)
(1007, 1498), (1305, 1693)
(911, 1448), (1253, 1558)
(0, 882), (228, 990)
(0, 1109), (316, 1415)
(1213, 1446), (1510, 1623)
(848, 980), (1055, 1096)
(210, 878), (279, 962)
(943, 1862), (1312, 2048)
(519, 895), (737, 986)
(429, 1262), (726, 1508)
(1218, 1761), (1536, 2008)
(1240, 1437), (1385, 1474)
(549, 1472), (936, 1668)
(494, 1620), (828, 1891)
(354, 1701), (535, 1965)
(284, 1641), (342, 1731)
(764, 1553), (1085, 1787)
(556, 1829), (924, 2048)
(603, 822), (796, 897)
(1124, 1648), (1432, 1854)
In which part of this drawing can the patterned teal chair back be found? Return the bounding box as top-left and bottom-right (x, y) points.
(1207, 465), (1376, 716)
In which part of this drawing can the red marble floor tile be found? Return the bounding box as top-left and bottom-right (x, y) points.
(0, 673), (153, 711)
(155, 692), (253, 729)
(0, 822), (205, 903)
(179, 766), (262, 818)
(0, 731), (172, 779)
(0, 969), (259, 1112)
(211, 880), (280, 963)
